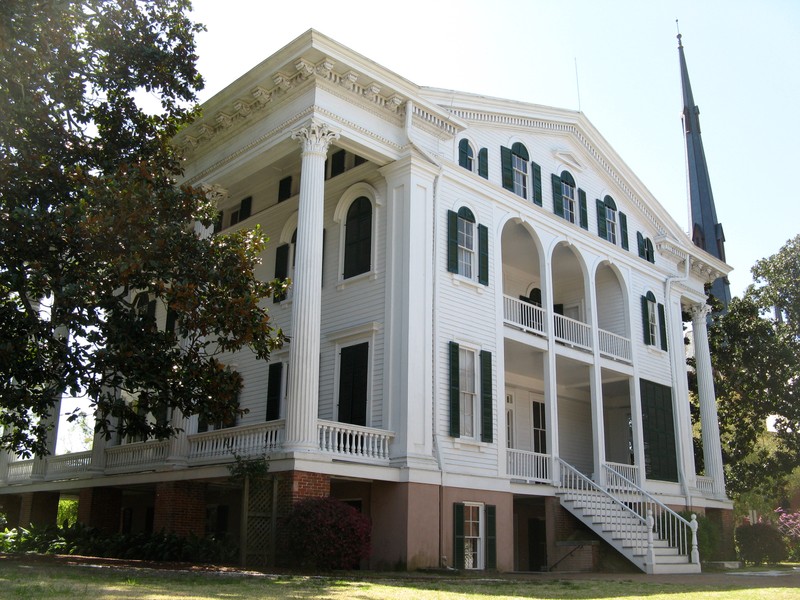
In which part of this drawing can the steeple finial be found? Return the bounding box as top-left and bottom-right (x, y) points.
(676, 19), (683, 47)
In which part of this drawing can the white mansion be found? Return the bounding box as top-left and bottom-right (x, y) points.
(0, 30), (733, 574)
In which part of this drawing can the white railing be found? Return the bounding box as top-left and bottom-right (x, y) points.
(6, 459), (34, 483)
(45, 451), (92, 479)
(507, 449), (551, 483)
(553, 313), (592, 351)
(695, 475), (714, 495)
(105, 440), (170, 472)
(188, 421), (284, 464)
(598, 329), (632, 362)
(318, 420), (393, 462)
(602, 464), (699, 566)
(605, 461), (640, 486)
(558, 458), (651, 558)
(503, 295), (546, 336)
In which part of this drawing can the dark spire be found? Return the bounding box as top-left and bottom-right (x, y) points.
(678, 30), (731, 309)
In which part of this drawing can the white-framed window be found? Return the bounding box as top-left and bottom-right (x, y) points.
(459, 346), (477, 438)
(641, 291), (667, 350)
(462, 503), (484, 569)
(334, 182), (382, 286)
(561, 179), (576, 224)
(512, 153), (528, 198)
(447, 206), (489, 286)
(457, 211), (475, 280)
(606, 205), (617, 244)
(449, 341), (492, 441)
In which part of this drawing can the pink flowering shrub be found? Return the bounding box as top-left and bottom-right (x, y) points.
(775, 508), (800, 560)
(279, 497), (371, 570)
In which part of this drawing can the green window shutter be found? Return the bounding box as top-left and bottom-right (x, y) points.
(447, 210), (458, 273)
(480, 350), (493, 443)
(486, 505), (497, 569)
(266, 363), (282, 421)
(531, 161), (543, 206)
(596, 198), (607, 240)
(449, 341), (460, 437)
(641, 295), (652, 345)
(478, 148), (488, 179)
(551, 174), (563, 217)
(501, 146), (513, 191)
(453, 503), (465, 569)
(239, 196), (252, 220)
(343, 197), (372, 279)
(278, 176), (292, 202)
(658, 303), (668, 351)
(458, 139), (470, 169)
(273, 243), (289, 303)
(578, 189), (588, 229)
(478, 224), (489, 286)
(637, 232), (645, 258)
(620, 212), (629, 250)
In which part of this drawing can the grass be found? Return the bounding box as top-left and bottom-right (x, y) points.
(0, 555), (798, 599)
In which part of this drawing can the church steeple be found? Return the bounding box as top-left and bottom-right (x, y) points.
(678, 31), (731, 309)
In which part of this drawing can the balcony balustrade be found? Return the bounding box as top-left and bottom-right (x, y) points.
(503, 295), (546, 337)
(553, 313), (592, 351)
(506, 449), (551, 483)
(318, 420), (394, 463)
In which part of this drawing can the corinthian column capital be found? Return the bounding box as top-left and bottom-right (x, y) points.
(690, 302), (711, 323)
(291, 119), (340, 155)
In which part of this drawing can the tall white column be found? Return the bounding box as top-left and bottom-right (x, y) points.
(283, 120), (339, 453)
(691, 303), (726, 497)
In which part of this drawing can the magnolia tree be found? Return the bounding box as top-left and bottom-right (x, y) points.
(0, 0), (285, 457)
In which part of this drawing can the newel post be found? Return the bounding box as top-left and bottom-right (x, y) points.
(690, 513), (700, 564)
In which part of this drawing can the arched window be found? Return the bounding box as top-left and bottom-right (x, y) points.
(560, 171), (576, 224)
(447, 206), (489, 285)
(458, 138), (475, 171)
(343, 196), (372, 279)
(456, 207), (476, 279)
(641, 290), (667, 350)
(501, 142), (530, 199)
(603, 195), (617, 244)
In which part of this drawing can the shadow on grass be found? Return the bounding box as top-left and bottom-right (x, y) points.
(1, 554), (799, 599)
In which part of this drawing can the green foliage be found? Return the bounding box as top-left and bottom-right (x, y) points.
(0, 522), (236, 563)
(279, 497), (371, 570)
(702, 236), (800, 497)
(227, 450), (269, 482)
(0, 1), (286, 457)
(734, 522), (788, 565)
(56, 499), (78, 528)
(678, 511), (720, 561)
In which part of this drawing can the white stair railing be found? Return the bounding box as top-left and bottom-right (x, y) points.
(557, 458), (650, 557)
(603, 464), (699, 565)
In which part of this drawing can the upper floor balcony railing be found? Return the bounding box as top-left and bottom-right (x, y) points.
(504, 294), (631, 362)
(503, 295), (546, 337)
(0, 419), (395, 485)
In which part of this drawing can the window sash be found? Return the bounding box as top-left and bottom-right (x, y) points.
(648, 300), (658, 344)
(459, 348), (476, 438)
(562, 182), (576, 223)
(457, 218), (475, 279)
(463, 504), (483, 569)
(512, 154), (528, 198)
(606, 206), (617, 244)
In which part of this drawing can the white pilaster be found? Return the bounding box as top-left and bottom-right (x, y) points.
(691, 303), (726, 497)
(587, 274), (607, 486)
(283, 120), (339, 453)
(542, 257), (560, 485)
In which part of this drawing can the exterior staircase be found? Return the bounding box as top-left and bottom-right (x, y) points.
(556, 459), (701, 574)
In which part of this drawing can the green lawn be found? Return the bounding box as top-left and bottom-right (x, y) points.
(0, 556), (798, 599)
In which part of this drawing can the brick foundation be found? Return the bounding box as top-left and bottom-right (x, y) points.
(153, 481), (206, 537)
(706, 507), (736, 560)
(18, 491), (60, 528)
(78, 487), (122, 533)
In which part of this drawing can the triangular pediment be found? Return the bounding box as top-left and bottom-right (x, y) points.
(553, 149), (585, 172)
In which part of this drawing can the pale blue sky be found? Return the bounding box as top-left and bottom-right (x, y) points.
(191, 0), (800, 299)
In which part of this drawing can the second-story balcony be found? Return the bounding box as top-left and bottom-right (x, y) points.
(503, 295), (631, 363)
